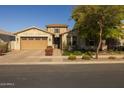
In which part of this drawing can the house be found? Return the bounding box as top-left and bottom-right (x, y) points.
(0, 29), (15, 50)
(70, 24), (124, 51)
(13, 24), (72, 50)
(0, 29), (14, 43)
(3, 23), (124, 51)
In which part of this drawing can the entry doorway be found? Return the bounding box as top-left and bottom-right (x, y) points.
(54, 37), (60, 49)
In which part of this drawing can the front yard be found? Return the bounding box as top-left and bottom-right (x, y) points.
(62, 50), (124, 61)
(0, 49), (124, 63)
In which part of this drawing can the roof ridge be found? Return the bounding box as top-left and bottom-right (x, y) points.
(46, 24), (68, 27)
(14, 26), (54, 35)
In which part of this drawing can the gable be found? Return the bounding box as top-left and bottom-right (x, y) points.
(14, 27), (53, 36)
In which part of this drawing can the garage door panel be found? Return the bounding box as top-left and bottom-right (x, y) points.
(21, 37), (48, 50)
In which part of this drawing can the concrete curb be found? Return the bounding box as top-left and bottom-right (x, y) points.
(0, 60), (124, 65)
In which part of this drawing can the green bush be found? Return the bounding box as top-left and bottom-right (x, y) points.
(68, 54), (76, 60)
(82, 53), (91, 60)
(84, 52), (93, 57)
(63, 50), (83, 56)
(73, 51), (82, 55)
(63, 50), (95, 56)
(63, 50), (72, 56)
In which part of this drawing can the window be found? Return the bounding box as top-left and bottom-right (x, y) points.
(28, 37), (34, 40)
(89, 40), (95, 46)
(35, 37), (41, 40)
(21, 37), (27, 40)
(54, 28), (60, 33)
(42, 37), (47, 40)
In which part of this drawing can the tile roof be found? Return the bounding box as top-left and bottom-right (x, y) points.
(46, 24), (68, 28)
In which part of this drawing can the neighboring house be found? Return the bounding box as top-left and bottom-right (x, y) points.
(69, 29), (97, 50)
(13, 24), (72, 50)
(0, 29), (15, 50)
(71, 24), (124, 51)
(0, 29), (14, 43)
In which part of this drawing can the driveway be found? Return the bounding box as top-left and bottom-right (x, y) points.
(0, 50), (44, 63)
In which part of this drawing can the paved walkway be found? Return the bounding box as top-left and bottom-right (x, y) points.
(53, 49), (62, 56)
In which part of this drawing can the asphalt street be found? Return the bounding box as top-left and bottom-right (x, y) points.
(0, 64), (124, 88)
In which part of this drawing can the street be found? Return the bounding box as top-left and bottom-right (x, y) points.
(0, 64), (124, 88)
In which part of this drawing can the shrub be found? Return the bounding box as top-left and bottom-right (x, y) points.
(85, 51), (93, 57)
(45, 46), (53, 56)
(108, 56), (116, 59)
(63, 50), (72, 56)
(82, 54), (91, 60)
(73, 51), (82, 55)
(82, 53), (91, 60)
(68, 54), (76, 60)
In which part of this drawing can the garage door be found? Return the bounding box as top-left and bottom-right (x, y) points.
(21, 37), (48, 50)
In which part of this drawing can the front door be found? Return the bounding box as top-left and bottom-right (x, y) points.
(54, 37), (60, 48)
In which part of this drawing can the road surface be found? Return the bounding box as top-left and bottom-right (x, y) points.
(0, 64), (124, 88)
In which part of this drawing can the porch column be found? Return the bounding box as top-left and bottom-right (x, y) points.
(71, 36), (73, 47)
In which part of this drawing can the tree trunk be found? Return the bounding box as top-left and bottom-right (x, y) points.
(96, 20), (103, 59)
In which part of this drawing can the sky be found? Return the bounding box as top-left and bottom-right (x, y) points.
(0, 5), (75, 32)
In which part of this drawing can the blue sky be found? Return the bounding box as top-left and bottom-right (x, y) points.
(0, 5), (75, 32)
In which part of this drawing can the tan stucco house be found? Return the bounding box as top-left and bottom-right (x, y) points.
(13, 24), (72, 50)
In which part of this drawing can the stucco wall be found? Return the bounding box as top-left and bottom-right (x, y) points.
(61, 33), (68, 49)
(47, 27), (68, 34)
(47, 27), (69, 49)
(14, 28), (53, 50)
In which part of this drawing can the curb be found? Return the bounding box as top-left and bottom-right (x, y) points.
(0, 61), (124, 65)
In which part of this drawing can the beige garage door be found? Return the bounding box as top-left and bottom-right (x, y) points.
(21, 37), (48, 50)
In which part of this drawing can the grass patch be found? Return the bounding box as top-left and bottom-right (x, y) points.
(63, 50), (95, 56)
(63, 50), (82, 56)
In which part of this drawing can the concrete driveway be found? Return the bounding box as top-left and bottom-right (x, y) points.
(0, 50), (45, 63)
